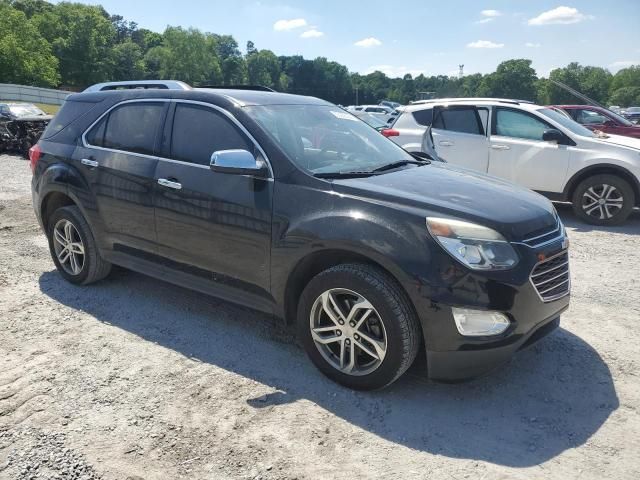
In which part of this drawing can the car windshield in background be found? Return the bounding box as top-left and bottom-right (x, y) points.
(606, 109), (635, 126)
(9, 104), (46, 117)
(246, 105), (415, 175)
(538, 107), (595, 137)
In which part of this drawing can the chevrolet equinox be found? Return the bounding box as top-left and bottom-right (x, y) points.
(30, 85), (570, 390)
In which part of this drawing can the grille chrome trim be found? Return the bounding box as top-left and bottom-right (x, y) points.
(519, 217), (565, 249)
(530, 249), (570, 303)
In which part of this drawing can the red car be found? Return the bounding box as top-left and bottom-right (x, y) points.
(553, 105), (640, 139)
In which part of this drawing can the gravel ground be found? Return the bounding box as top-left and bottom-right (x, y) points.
(0, 153), (639, 480)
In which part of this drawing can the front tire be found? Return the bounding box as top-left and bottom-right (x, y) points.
(47, 206), (112, 285)
(297, 263), (421, 390)
(572, 174), (635, 226)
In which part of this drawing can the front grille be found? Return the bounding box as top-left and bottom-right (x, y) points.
(530, 250), (570, 302)
(522, 218), (563, 248)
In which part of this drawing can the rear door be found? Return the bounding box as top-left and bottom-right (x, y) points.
(431, 105), (490, 171)
(488, 107), (570, 193)
(77, 100), (168, 254)
(152, 101), (273, 300)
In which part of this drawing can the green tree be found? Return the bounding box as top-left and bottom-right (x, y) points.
(31, 2), (116, 87)
(110, 40), (145, 80)
(149, 27), (222, 85)
(609, 87), (640, 107)
(0, 3), (59, 86)
(247, 49), (281, 88)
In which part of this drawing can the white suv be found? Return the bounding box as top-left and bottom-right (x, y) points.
(387, 98), (640, 225)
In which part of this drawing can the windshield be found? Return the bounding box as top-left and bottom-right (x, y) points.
(626, 107), (640, 113)
(246, 105), (414, 175)
(8, 104), (46, 117)
(538, 107), (595, 138)
(353, 112), (388, 129)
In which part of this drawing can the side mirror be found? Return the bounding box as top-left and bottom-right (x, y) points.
(542, 129), (566, 144)
(210, 149), (268, 177)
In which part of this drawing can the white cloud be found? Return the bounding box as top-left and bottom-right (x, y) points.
(525, 42), (541, 47)
(481, 9), (502, 17)
(300, 29), (324, 38)
(354, 37), (382, 48)
(273, 18), (307, 31)
(528, 6), (592, 26)
(609, 60), (639, 71)
(476, 18), (494, 24)
(467, 40), (504, 49)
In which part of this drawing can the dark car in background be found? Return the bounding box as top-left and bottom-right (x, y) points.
(30, 82), (570, 390)
(621, 107), (640, 124)
(555, 105), (640, 139)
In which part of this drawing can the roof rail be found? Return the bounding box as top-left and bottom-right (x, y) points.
(83, 80), (192, 93)
(197, 85), (276, 92)
(410, 97), (535, 105)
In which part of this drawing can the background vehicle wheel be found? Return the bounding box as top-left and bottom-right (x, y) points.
(47, 206), (112, 285)
(572, 174), (635, 226)
(297, 263), (421, 390)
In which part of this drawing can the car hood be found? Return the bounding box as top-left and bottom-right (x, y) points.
(332, 163), (557, 240)
(594, 133), (640, 150)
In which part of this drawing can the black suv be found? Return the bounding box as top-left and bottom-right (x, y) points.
(30, 85), (570, 390)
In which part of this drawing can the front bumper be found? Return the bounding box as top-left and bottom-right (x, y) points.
(407, 230), (570, 381)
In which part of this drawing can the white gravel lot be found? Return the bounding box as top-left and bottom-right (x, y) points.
(0, 153), (639, 480)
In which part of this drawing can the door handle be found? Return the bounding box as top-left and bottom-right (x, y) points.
(157, 178), (182, 190)
(439, 140), (454, 147)
(491, 144), (510, 150)
(81, 158), (99, 168)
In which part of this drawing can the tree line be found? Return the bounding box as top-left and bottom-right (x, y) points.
(2, 0), (639, 107)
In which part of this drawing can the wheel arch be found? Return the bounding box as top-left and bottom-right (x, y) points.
(40, 190), (77, 232)
(282, 249), (421, 335)
(564, 164), (640, 205)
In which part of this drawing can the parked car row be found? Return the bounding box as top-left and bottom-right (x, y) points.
(386, 98), (640, 226)
(31, 81), (572, 390)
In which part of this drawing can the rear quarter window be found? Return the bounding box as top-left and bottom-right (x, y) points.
(41, 100), (99, 140)
(411, 109), (433, 126)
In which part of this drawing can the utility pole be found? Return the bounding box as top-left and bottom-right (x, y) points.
(355, 86), (359, 106)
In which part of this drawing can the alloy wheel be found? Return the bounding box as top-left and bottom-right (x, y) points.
(581, 184), (624, 220)
(309, 288), (387, 376)
(52, 219), (85, 275)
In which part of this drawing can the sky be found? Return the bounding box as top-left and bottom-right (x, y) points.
(53, 0), (640, 78)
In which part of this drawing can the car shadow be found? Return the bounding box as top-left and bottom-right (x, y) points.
(555, 202), (640, 234)
(39, 268), (618, 468)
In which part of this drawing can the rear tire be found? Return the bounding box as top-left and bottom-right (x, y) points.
(47, 206), (112, 285)
(297, 263), (421, 390)
(571, 174), (635, 226)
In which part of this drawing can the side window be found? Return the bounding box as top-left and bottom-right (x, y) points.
(86, 102), (165, 155)
(575, 109), (607, 125)
(170, 104), (251, 166)
(433, 107), (483, 135)
(493, 108), (550, 141)
(411, 108), (433, 126)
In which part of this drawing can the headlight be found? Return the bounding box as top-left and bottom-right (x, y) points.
(426, 217), (518, 270)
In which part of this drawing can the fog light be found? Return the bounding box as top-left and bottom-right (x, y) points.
(451, 308), (510, 336)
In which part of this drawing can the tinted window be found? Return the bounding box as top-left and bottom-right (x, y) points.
(87, 102), (165, 155)
(433, 107), (482, 135)
(43, 100), (98, 140)
(170, 104), (251, 165)
(411, 108), (433, 126)
(494, 109), (549, 141)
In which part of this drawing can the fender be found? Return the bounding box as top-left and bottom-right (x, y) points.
(271, 206), (437, 321)
(563, 163), (640, 201)
(36, 160), (106, 244)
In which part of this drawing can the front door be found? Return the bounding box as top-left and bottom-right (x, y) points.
(431, 105), (490, 172)
(76, 100), (168, 254)
(153, 102), (273, 301)
(487, 107), (570, 193)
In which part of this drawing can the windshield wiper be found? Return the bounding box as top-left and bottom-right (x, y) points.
(371, 158), (429, 173)
(313, 171), (380, 178)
